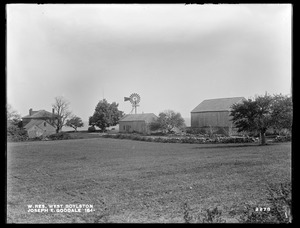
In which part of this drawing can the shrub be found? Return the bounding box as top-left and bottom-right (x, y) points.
(273, 135), (291, 142)
(150, 131), (167, 136)
(266, 182), (292, 223)
(238, 204), (277, 223)
(183, 202), (193, 223)
(88, 126), (96, 132)
(7, 125), (28, 142)
(48, 132), (72, 140)
(182, 203), (225, 223)
(100, 133), (257, 145)
(214, 127), (229, 136)
(238, 182), (292, 223)
(146, 137), (153, 142)
(201, 207), (226, 223)
(186, 128), (207, 135)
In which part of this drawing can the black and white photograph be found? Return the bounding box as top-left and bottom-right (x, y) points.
(6, 4), (292, 223)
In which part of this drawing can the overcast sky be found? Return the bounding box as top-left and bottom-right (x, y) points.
(7, 4), (291, 122)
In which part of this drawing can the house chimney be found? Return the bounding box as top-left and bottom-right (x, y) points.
(52, 108), (55, 115)
(29, 108), (32, 116)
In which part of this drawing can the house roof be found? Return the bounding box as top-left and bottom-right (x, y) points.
(24, 119), (43, 130)
(22, 110), (58, 119)
(119, 113), (158, 123)
(191, 97), (246, 113)
(24, 119), (55, 130)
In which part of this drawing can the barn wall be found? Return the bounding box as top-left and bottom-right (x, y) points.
(191, 111), (233, 128)
(119, 121), (149, 134)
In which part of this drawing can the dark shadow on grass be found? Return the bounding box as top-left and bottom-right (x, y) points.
(192, 143), (277, 150)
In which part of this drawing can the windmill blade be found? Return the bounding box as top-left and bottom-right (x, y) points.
(129, 93), (141, 104)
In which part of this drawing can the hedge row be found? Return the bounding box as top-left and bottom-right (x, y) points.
(102, 134), (258, 144)
(10, 132), (73, 142)
(273, 135), (291, 142)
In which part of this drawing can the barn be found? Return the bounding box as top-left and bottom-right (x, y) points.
(119, 113), (158, 134)
(191, 97), (246, 135)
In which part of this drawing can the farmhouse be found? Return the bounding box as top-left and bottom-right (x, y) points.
(22, 108), (58, 138)
(119, 113), (158, 134)
(191, 97), (246, 135)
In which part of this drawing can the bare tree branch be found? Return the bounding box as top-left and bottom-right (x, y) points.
(52, 96), (72, 133)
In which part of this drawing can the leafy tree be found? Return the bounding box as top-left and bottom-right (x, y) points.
(89, 115), (96, 127)
(7, 104), (22, 127)
(6, 104), (28, 141)
(271, 94), (292, 133)
(149, 110), (185, 133)
(52, 96), (72, 133)
(230, 93), (292, 145)
(66, 116), (84, 132)
(89, 99), (124, 132)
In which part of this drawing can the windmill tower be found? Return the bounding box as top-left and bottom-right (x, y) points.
(124, 93), (141, 114)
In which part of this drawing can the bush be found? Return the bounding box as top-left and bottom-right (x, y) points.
(201, 207), (226, 223)
(186, 128), (207, 135)
(150, 131), (167, 136)
(48, 132), (72, 140)
(273, 135), (291, 142)
(238, 182), (292, 223)
(7, 125), (28, 142)
(101, 133), (257, 145)
(213, 127), (229, 136)
(88, 126), (96, 132)
(182, 203), (225, 223)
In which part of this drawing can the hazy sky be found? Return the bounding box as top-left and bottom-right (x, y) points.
(7, 4), (292, 121)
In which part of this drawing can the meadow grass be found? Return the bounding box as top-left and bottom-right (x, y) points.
(7, 138), (291, 223)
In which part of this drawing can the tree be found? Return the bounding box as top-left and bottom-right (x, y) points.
(149, 110), (185, 133)
(66, 116), (84, 132)
(89, 99), (124, 132)
(52, 96), (72, 133)
(89, 115), (96, 127)
(6, 104), (28, 141)
(230, 93), (292, 145)
(7, 104), (22, 127)
(271, 94), (292, 133)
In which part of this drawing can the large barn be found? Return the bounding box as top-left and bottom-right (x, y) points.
(191, 97), (246, 135)
(119, 113), (158, 135)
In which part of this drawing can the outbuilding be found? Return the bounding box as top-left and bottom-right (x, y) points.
(119, 113), (158, 134)
(191, 97), (246, 135)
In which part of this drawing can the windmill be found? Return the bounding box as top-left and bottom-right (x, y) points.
(124, 93), (141, 114)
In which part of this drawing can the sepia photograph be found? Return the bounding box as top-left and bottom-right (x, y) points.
(6, 4), (292, 223)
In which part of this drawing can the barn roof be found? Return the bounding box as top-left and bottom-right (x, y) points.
(191, 97), (246, 113)
(119, 113), (158, 123)
(22, 110), (58, 119)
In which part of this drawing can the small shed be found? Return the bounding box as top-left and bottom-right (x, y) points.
(119, 113), (158, 134)
(191, 97), (245, 134)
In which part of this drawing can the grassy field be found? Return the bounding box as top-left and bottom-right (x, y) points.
(7, 138), (291, 223)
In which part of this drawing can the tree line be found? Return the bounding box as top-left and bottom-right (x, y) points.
(7, 93), (292, 145)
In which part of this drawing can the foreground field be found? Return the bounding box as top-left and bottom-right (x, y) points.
(7, 138), (291, 223)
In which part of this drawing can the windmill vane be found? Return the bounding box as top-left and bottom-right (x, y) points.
(124, 93), (141, 114)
